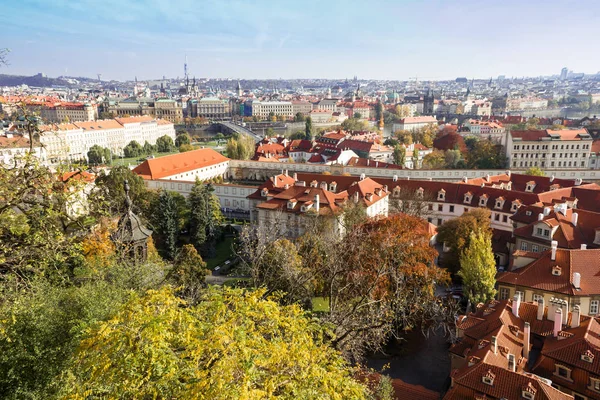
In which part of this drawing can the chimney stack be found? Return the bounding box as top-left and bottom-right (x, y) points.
(573, 272), (581, 290)
(537, 298), (545, 321)
(553, 308), (562, 337)
(538, 213), (544, 221)
(273, 176), (278, 187)
(486, 174), (491, 183)
(293, 172), (298, 181)
(543, 207), (550, 216)
(572, 212), (579, 227)
(491, 335), (498, 354)
(580, 244), (587, 250)
(551, 240), (558, 261)
(508, 354), (516, 372)
(572, 305), (581, 328)
(314, 194), (320, 213)
(524, 322), (531, 359)
(512, 293), (521, 317)
(285, 169), (288, 176)
(550, 175), (555, 182)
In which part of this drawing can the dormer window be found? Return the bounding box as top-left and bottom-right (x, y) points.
(437, 189), (446, 201)
(261, 188), (269, 197)
(393, 186), (401, 197)
(495, 197), (505, 210)
(310, 180), (318, 188)
(594, 229), (600, 245)
(581, 350), (595, 363)
(329, 182), (337, 192)
(482, 369), (495, 386)
(464, 192), (473, 204)
(511, 201), (521, 212)
(522, 382), (537, 399)
(287, 200), (297, 209)
(525, 181), (536, 192)
(552, 266), (562, 276)
(416, 187), (424, 198)
(479, 195), (488, 207)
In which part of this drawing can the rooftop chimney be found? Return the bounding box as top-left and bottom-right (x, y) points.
(537, 298), (545, 321)
(314, 194), (320, 213)
(572, 305), (580, 329)
(491, 335), (498, 354)
(524, 322), (531, 359)
(273, 176), (278, 187)
(553, 308), (562, 337)
(581, 244), (587, 250)
(512, 293), (521, 317)
(543, 207), (551, 216)
(360, 173), (365, 180)
(508, 354), (516, 372)
(573, 272), (581, 289)
(538, 213), (544, 221)
(550, 175), (555, 182)
(551, 240), (558, 261)
(572, 212), (578, 227)
(486, 174), (491, 183)
(293, 172), (298, 181)
(285, 169), (288, 176)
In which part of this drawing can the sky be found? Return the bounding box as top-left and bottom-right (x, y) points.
(2, 0), (600, 81)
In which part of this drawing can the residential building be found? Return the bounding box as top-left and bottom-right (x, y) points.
(497, 246), (600, 320)
(153, 99), (183, 122)
(392, 116), (438, 132)
(463, 119), (506, 144)
(506, 97), (549, 111)
(507, 129), (593, 169)
(40, 102), (97, 122)
(133, 148), (229, 182)
(0, 132), (46, 165)
(309, 109), (333, 123)
(315, 99), (339, 112)
(247, 173), (389, 237)
(589, 140), (600, 170)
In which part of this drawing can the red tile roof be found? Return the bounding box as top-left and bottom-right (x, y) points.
(133, 148), (229, 179)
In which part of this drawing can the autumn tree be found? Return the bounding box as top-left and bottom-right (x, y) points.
(168, 244), (206, 304)
(422, 150), (446, 169)
(524, 166), (546, 176)
(466, 138), (506, 169)
(225, 136), (254, 160)
(394, 104), (411, 118)
(60, 287), (369, 399)
(395, 129), (413, 145)
(387, 186), (437, 218)
(459, 229), (497, 310)
(437, 208), (492, 274)
(342, 118), (369, 132)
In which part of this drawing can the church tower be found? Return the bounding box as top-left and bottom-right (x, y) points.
(423, 88), (434, 114)
(237, 81), (242, 97)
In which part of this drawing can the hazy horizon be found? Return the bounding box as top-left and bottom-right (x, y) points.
(3, 0), (600, 81)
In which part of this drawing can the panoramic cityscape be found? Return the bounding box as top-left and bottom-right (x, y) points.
(1, 1), (600, 399)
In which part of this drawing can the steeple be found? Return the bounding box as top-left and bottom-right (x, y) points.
(111, 180), (152, 264)
(237, 81), (242, 97)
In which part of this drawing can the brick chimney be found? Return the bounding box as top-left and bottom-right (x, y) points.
(551, 240), (558, 261)
(553, 308), (562, 337)
(537, 298), (545, 321)
(523, 322), (531, 359)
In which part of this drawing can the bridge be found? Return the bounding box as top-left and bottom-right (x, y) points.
(214, 121), (262, 142)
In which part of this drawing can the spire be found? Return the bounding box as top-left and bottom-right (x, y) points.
(124, 180), (132, 212)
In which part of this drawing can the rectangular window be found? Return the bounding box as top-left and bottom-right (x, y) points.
(438, 204), (443, 212)
(437, 218), (442, 225)
(500, 288), (510, 300)
(533, 294), (543, 303)
(537, 228), (543, 235)
(532, 245), (539, 252)
(591, 300), (599, 315)
(503, 215), (508, 223)
(495, 214), (500, 221)
(521, 242), (528, 251)
(449, 205), (455, 213)
(428, 204), (433, 211)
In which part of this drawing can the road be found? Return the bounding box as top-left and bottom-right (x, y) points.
(218, 121), (262, 142)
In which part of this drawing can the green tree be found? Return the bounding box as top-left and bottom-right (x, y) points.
(305, 116), (313, 140)
(123, 140), (143, 158)
(92, 165), (150, 216)
(422, 150), (446, 169)
(413, 147), (420, 168)
(168, 244), (206, 304)
(374, 102), (383, 122)
(175, 132), (191, 147)
(467, 139), (506, 169)
(156, 135), (175, 153)
(392, 145), (405, 166)
(87, 145), (111, 165)
(437, 208), (492, 274)
(294, 112), (305, 122)
(142, 140), (156, 155)
(354, 112), (362, 119)
(265, 127), (275, 137)
(60, 287), (369, 399)
(152, 190), (180, 260)
(289, 131), (306, 140)
(459, 229), (497, 309)
(179, 143), (194, 152)
(341, 118), (369, 132)
(524, 166), (546, 176)
(188, 180), (223, 257)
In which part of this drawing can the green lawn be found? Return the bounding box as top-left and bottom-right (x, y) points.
(110, 150), (181, 167)
(205, 236), (235, 270)
(312, 297), (330, 312)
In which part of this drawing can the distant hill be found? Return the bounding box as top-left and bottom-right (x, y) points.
(0, 73), (75, 88)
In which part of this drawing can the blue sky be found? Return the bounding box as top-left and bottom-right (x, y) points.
(2, 0), (599, 81)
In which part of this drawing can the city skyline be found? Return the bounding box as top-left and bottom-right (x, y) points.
(2, 0), (600, 81)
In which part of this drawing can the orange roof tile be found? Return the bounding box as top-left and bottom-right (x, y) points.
(133, 148), (229, 180)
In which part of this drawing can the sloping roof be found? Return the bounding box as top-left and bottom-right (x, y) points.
(133, 148), (229, 180)
(496, 249), (600, 296)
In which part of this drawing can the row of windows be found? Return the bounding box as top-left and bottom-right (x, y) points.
(513, 143), (591, 151)
(499, 289), (599, 315)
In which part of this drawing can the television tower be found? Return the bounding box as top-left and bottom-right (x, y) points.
(184, 55), (189, 82)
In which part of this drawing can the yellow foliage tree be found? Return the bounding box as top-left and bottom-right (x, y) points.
(60, 287), (369, 400)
